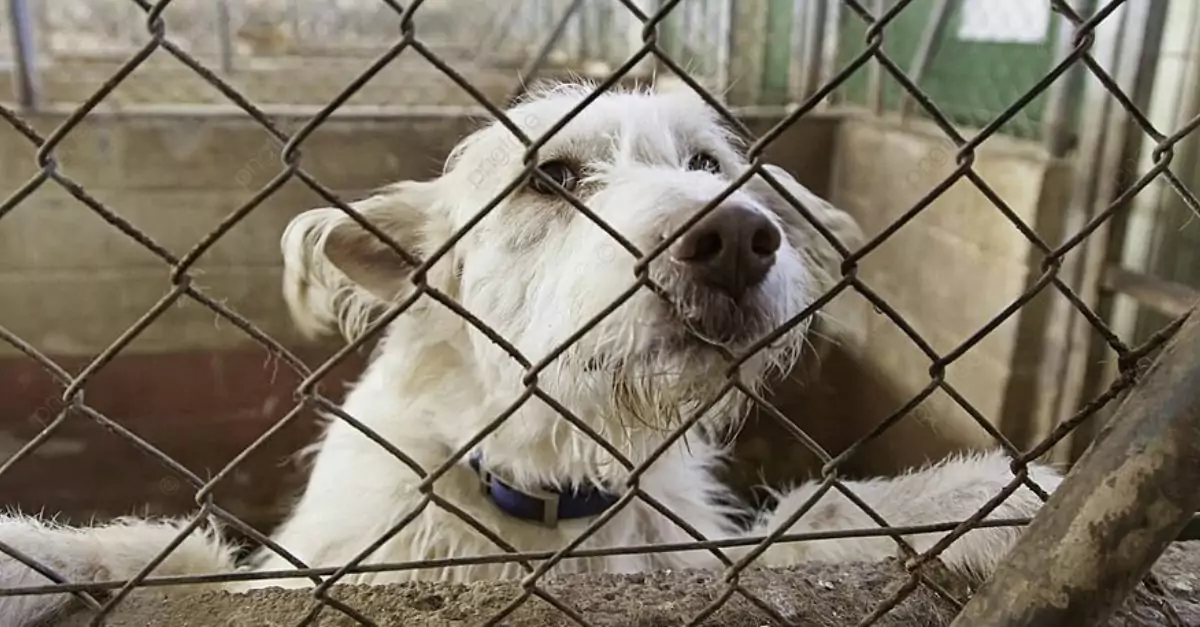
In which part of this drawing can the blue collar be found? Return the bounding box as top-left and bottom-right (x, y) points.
(468, 453), (620, 527)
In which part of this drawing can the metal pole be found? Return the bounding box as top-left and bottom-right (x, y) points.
(799, 0), (830, 101)
(287, 0), (301, 41)
(7, 0), (38, 110)
(507, 0), (587, 106)
(821, 0), (843, 105)
(713, 0), (733, 94)
(475, 4), (523, 59)
(949, 304), (1200, 627)
(899, 0), (953, 119)
(1062, 0), (1168, 460)
(1041, 0), (1097, 156)
(866, 0), (886, 115)
(216, 0), (234, 74)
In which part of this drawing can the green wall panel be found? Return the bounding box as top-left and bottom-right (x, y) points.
(834, 0), (1063, 139)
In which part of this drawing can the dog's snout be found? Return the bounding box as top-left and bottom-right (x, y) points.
(670, 204), (781, 299)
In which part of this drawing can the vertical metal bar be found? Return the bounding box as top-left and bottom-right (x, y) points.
(1015, 0), (1116, 456)
(287, 0), (301, 41)
(476, 4), (523, 59)
(712, 0), (733, 93)
(541, 0), (555, 46)
(1041, 1), (1095, 156)
(725, 0), (769, 105)
(720, 0), (741, 96)
(789, 0), (807, 98)
(949, 304), (1200, 627)
(579, 0), (599, 64)
(693, 0), (708, 76)
(702, 0), (717, 72)
(799, 0), (830, 101)
(1117, 0), (1200, 343)
(594, 0), (613, 68)
(567, 0), (586, 64)
(822, 0), (844, 105)
(633, 0), (661, 76)
(216, 0), (234, 74)
(507, 0), (587, 105)
(7, 0), (38, 110)
(681, 0), (696, 60)
(760, 0), (795, 104)
(594, 0), (613, 66)
(866, 0), (886, 114)
(1064, 0), (1170, 462)
(899, 0), (953, 119)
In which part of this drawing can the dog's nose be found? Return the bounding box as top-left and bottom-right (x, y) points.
(670, 204), (781, 299)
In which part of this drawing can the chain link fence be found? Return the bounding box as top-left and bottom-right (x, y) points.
(7, 0), (747, 109)
(13, 0), (545, 108)
(2, 0), (1200, 625)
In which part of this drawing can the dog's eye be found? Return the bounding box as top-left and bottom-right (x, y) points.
(687, 153), (721, 174)
(529, 160), (579, 195)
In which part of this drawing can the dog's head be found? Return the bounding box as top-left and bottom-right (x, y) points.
(282, 83), (861, 443)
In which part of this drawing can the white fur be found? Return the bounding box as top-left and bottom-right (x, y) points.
(0, 83), (1062, 626)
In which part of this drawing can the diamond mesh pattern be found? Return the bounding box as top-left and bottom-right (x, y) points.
(1, 1), (1196, 625)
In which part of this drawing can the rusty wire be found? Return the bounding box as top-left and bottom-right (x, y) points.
(0, 0), (1196, 625)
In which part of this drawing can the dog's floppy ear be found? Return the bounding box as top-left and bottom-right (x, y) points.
(280, 180), (449, 340)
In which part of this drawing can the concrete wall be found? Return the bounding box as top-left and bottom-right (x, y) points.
(826, 113), (1073, 446)
(0, 109), (837, 533)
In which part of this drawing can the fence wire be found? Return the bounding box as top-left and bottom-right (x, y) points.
(0, 0), (1197, 625)
(16, 0), (735, 108)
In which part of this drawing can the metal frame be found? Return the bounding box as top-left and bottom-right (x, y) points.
(1065, 0), (1173, 460)
(898, 0), (952, 119)
(6, 0), (37, 109)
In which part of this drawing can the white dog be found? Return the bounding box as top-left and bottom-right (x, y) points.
(0, 82), (1062, 626)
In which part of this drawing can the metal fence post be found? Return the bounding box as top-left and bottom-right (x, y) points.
(1040, 0), (1096, 157)
(820, 0), (843, 105)
(710, 0), (732, 93)
(286, 0), (301, 41)
(506, 0), (586, 105)
(724, 0), (769, 106)
(949, 305), (1200, 627)
(216, 0), (234, 74)
(1058, 0), (1170, 462)
(6, 0), (38, 110)
(797, 0), (829, 102)
(866, 0), (886, 115)
(899, 0), (952, 120)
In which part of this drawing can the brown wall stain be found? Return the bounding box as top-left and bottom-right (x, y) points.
(0, 345), (366, 535)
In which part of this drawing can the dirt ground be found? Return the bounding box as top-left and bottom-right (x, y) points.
(52, 541), (1200, 626)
